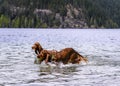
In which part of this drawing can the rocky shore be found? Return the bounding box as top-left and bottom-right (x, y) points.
(34, 4), (88, 28)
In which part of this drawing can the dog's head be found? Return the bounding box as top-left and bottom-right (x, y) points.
(32, 42), (41, 50)
(32, 42), (43, 54)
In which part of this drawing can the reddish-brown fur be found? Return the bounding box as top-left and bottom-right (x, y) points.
(52, 48), (88, 64)
(32, 42), (43, 55)
(37, 49), (57, 65)
(32, 42), (88, 65)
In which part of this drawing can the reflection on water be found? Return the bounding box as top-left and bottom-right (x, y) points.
(39, 64), (77, 74)
(0, 29), (120, 86)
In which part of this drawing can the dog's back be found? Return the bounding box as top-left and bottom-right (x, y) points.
(55, 48), (88, 64)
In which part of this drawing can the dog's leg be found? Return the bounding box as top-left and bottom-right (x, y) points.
(45, 54), (51, 66)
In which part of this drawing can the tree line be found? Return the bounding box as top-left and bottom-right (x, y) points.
(0, 0), (120, 28)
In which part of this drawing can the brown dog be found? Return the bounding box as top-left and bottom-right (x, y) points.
(32, 42), (58, 64)
(32, 42), (88, 65)
(32, 42), (43, 55)
(37, 49), (57, 65)
(53, 48), (88, 64)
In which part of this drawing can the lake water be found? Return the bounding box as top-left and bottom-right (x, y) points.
(0, 29), (120, 86)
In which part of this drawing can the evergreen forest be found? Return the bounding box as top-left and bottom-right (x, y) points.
(0, 0), (120, 28)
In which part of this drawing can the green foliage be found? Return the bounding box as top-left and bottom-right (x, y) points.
(0, 14), (10, 27)
(12, 17), (20, 28)
(41, 23), (48, 28)
(105, 19), (118, 28)
(0, 0), (120, 28)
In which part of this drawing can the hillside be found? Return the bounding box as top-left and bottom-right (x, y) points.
(0, 0), (120, 28)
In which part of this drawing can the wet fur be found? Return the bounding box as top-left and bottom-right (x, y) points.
(52, 48), (88, 64)
(32, 42), (88, 65)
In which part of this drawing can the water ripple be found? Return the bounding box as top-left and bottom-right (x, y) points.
(0, 29), (120, 86)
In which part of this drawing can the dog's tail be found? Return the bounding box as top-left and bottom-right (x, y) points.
(82, 57), (88, 63)
(78, 54), (88, 63)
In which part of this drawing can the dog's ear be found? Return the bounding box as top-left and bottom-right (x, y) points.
(35, 42), (43, 53)
(32, 42), (39, 50)
(32, 42), (43, 54)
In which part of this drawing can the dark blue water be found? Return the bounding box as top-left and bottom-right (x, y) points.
(0, 29), (120, 86)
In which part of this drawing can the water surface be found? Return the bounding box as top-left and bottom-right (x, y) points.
(0, 29), (120, 86)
